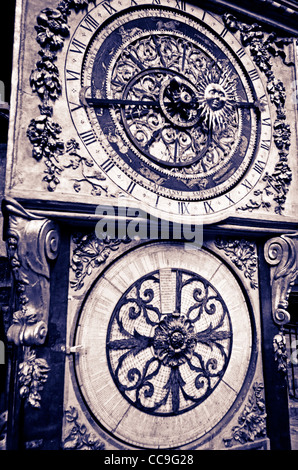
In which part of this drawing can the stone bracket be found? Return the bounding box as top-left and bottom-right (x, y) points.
(264, 233), (298, 372)
(264, 233), (298, 327)
(2, 197), (60, 346)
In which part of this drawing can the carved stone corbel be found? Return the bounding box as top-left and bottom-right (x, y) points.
(2, 197), (60, 346)
(264, 233), (298, 372)
(264, 234), (298, 326)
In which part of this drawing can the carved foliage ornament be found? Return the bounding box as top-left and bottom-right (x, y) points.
(214, 238), (258, 289)
(63, 407), (105, 450)
(223, 382), (267, 447)
(70, 232), (131, 290)
(18, 349), (50, 408)
(26, 0), (110, 194)
(223, 14), (293, 214)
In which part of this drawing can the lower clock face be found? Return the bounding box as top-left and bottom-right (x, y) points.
(65, 1), (272, 221)
(73, 243), (253, 448)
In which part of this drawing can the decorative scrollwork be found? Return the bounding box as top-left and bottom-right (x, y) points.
(223, 382), (267, 447)
(2, 198), (60, 346)
(1, 198), (59, 407)
(264, 234), (298, 326)
(107, 268), (232, 416)
(214, 238), (258, 289)
(223, 13), (293, 214)
(106, 28), (246, 190)
(264, 234), (298, 374)
(27, 0), (98, 191)
(63, 407), (105, 450)
(70, 232), (131, 290)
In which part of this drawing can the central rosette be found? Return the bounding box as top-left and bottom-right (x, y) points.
(153, 314), (197, 366)
(159, 77), (201, 128)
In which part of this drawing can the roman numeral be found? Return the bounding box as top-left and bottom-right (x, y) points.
(203, 201), (215, 213)
(201, 11), (207, 22)
(101, 159), (115, 173)
(178, 202), (190, 214)
(253, 159), (266, 175)
(70, 38), (87, 54)
(152, 0), (161, 4)
(236, 47), (246, 59)
(66, 69), (80, 81)
(127, 181), (136, 194)
(80, 129), (97, 146)
(260, 139), (271, 151)
(258, 93), (267, 103)
(248, 68), (259, 81)
(80, 15), (99, 32)
(102, 1), (117, 15)
(68, 101), (83, 112)
(241, 178), (253, 191)
(262, 117), (271, 127)
(225, 193), (235, 205)
(220, 27), (228, 38)
(175, 0), (186, 10)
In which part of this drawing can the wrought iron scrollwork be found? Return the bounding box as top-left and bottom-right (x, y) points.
(107, 268), (232, 416)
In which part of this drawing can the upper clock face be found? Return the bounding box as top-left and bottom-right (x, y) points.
(65, 1), (272, 221)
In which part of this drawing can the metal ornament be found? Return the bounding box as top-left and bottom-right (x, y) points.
(107, 268), (232, 416)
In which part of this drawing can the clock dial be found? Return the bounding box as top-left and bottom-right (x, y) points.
(65, 2), (271, 220)
(73, 243), (254, 449)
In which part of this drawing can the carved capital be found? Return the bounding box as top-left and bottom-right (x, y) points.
(264, 233), (298, 326)
(2, 198), (60, 345)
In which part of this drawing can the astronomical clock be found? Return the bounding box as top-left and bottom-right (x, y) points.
(1, 0), (298, 452)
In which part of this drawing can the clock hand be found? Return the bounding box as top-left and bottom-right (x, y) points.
(232, 99), (266, 112)
(79, 88), (160, 108)
(87, 97), (161, 107)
